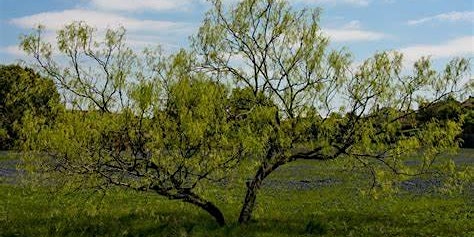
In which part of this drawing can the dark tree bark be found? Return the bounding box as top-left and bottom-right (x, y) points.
(156, 189), (226, 226)
(238, 160), (284, 224)
(238, 166), (266, 223)
(182, 192), (226, 226)
(238, 148), (330, 224)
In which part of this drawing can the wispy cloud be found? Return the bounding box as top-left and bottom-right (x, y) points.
(221, 0), (370, 7)
(9, 9), (191, 32)
(8, 9), (195, 56)
(323, 20), (387, 42)
(89, 0), (194, 12)
(324, 29), (386, 42)
(88, 0), (371, 13)
(407, 11), (474, 25)
(399, 36), (474, 63)
(0, 45), (26, 57)
(305, 0), (370, 6)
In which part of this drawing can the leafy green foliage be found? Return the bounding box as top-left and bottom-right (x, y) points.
(417, 96), (464, 122)
(0, 64), (60, 150)
(462, 105), (474, 148)
(416, 96), (474, 148)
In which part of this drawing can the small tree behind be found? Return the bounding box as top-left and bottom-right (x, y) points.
(0, 64), (60, 150)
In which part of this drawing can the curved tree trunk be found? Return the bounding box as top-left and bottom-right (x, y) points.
(238, 162), (275, 224)
(154, 188), (226, 226)
(179, 191), (226, 226)
(238, 147), (330, 224)
(238, 175), (264, 223)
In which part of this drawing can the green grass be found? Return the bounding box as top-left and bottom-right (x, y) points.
(1, 151), (473, 237)
(0, 151), (11, 161)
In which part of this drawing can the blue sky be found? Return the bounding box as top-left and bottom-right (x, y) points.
(0, 0), (473, 69)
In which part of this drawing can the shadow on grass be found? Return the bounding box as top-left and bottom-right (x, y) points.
(223, 218), (328, 237)
(2, 207), (333, 237)
(2, 209), (224, 237)
(2, 200), (471, 237)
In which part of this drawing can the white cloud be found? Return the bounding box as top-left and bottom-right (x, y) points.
(90, 0), (194, 12)
(342, 20), (362, 30)
(399, 36), (474, 63)
(220, 0), (370, 7)
(87, 0), (371, 13)
(9, 9), (191, 32)
(0, 45), (26, 57)
(323, 21), (387, 42)
(298, 0), (370, 6)
(407, 11), (474, 25)
(127, 35), (182, 51)
(324, 29), (386, 42)
(8, 9), (196, 57)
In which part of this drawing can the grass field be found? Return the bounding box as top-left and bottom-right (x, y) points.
(1, 150), (473, 237)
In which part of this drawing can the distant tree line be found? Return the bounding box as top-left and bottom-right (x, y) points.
(417, 96), (474, 148)
(0, 64), (60, 150)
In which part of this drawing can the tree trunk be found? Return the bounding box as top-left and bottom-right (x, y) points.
(181, 191), (226, 226)
(238, 156), (290, 224)
(238, 147), (331, 224)
(238, 165), (267, 224)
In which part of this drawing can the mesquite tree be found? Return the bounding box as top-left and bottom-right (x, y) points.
(192, 0), (471, 223)
(19, 22), (243, 226)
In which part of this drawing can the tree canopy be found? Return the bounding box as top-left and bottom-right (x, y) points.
(0, 64), (60, 150)
(19, 23), (246, 226)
